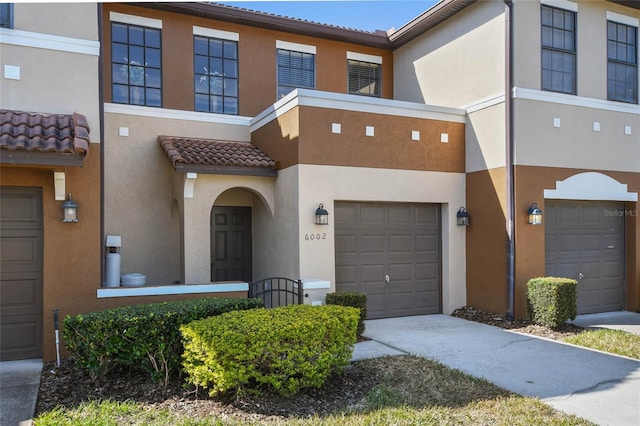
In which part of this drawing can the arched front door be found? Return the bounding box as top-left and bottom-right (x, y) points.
(210, 206), (252, 282)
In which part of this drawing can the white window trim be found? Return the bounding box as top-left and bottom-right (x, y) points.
(347, 51), (382, 64)
(276, 40), (316, 54)
(607, 11), (639, 28)
(109, 11), (162, 29)
(0, 28), (99, 56)
(540, 0), (578, 12)
(193, 26), (239, 41)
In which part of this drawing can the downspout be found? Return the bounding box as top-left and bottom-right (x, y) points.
(98, 3), (106, 286)
(504, 0), (515, 319)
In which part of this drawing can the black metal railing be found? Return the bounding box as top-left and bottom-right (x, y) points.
(249, 277), (303, 308)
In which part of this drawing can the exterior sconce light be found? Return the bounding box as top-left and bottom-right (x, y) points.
(527, 203), (543, 225)
(62, 194), (79, 223)
(456, 207), (470, 226)
(315, 203), (329, 225)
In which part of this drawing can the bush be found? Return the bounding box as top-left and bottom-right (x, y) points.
(527, 277), (577, 329)
(181, 304), (359, 396)
(325, 292), (367, 336)
(63, 297), (263, 385)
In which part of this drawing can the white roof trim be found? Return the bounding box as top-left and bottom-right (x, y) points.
(514, 87), (640, 115)
(347, 51), (383, 64)
(0, 28), (99, 56)
(110, 11), (162, 29)
(193, 26), (239, 41)
(276, 40), (316, 54)
(104, 103), (252, 126)
(251, 89), (466, 132)
(544, 172), (638, 202)
(606, 11), (639, 28)
(540, 0), (578, 12)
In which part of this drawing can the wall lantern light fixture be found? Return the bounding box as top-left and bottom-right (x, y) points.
(315, 203), (329, 225)
(456, 207), (470, 226)
(527, 203), (543, 225)
(62, 194), (79, 223)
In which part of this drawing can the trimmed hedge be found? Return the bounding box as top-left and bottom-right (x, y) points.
(325, 291), (367, 336)
(527, 277), (577, 329)
(63, 297), (263, 384)
(181, 304), (359, 396)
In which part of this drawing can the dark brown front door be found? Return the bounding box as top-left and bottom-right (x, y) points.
(0, 187), (43, 360)
(211, 206), (252, 282)
(335, 202), (441, 319)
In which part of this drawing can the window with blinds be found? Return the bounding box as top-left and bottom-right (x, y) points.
(277, 49), (315, 99)
(348, 59), (381, 97)
(607, 20), (638, 104)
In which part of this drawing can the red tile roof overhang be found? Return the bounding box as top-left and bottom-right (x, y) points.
(0, 110), (90, 167)
(158, 135), (277, 177)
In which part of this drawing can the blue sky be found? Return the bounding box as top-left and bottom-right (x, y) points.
(216, 1), (440, 32)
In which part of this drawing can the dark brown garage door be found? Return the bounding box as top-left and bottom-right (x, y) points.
(335, 202), (441, 319)
(0, 187), (43, 360)
(545, 200), (624, 314)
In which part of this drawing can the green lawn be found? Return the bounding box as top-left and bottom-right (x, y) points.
(563, 328), (640, 359)
(35, 356), (594, 426)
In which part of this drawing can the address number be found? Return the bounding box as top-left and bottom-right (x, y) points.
(304, 233), (327, 241)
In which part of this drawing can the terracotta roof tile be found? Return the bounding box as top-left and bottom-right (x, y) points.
(0, 110), (90, 156)
(158, 136), (276, 174)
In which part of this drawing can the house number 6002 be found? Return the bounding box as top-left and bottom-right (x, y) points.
(304, 233), (327, 241)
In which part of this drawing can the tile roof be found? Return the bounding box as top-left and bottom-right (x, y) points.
(158, 136), (276, 176)
(0, 110), (90, 156)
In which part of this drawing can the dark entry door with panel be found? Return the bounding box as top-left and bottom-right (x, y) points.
(545, 200), (624, 314)
(0, 187), (43, 360)
(211, 206), (252, 282)
(335, 202), (441, 319)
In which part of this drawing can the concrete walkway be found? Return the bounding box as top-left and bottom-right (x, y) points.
(569, 311), (640, 335)
(352, 314), (640, 426)
(0, 358), (41, 426)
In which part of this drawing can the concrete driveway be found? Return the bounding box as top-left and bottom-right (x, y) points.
(352, 314), (640, 426)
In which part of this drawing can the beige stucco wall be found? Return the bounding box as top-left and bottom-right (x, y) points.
(103, 110), (251, 284)
(466, 103), (506, 173)
(514, 98), (640, 172)
(513, 0), (640, 97)
(13, 3), (98, 40)
(393, 0), (506, 108)
(0, 44), (100, 141)
(296, 164), (467, 314)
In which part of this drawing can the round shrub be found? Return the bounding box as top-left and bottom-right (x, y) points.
(180, 304), (359, 396)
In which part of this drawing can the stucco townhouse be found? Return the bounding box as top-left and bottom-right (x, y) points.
(1, 0), (638, 363)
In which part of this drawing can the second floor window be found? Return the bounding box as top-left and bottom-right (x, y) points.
(277, 49), (315, 99)
(541, 5), (576, 95)
(194, 36), (238, 114)
(607, 21), (638, 104)
(348, 59), (381, 97)
(0, 3), (13, 29)
(111, 22), (162, 107)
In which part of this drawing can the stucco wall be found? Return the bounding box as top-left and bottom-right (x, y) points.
(466, 103), (506, 173)
(393, 0), (506, 108)
(101, 3), (394, 117)
(513, 0), (640, 97)
(296, 164), (467, 314)
(514, 98), (640, 172)
(13, 3), (98, 40)
(103, 110), (251, 284)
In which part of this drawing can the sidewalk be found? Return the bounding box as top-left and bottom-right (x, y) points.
(353, 314), (640, 426)
(0, 358), (41, 426)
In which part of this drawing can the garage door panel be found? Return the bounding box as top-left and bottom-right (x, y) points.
(1, 187), (43, 361)
(335, 202), (441, 319)
(546, 200), (624, 315)
(388, 205), (412, 224)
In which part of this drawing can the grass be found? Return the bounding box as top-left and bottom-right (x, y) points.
(563, 328), (640, 359)
(34, 356), (594, 426)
